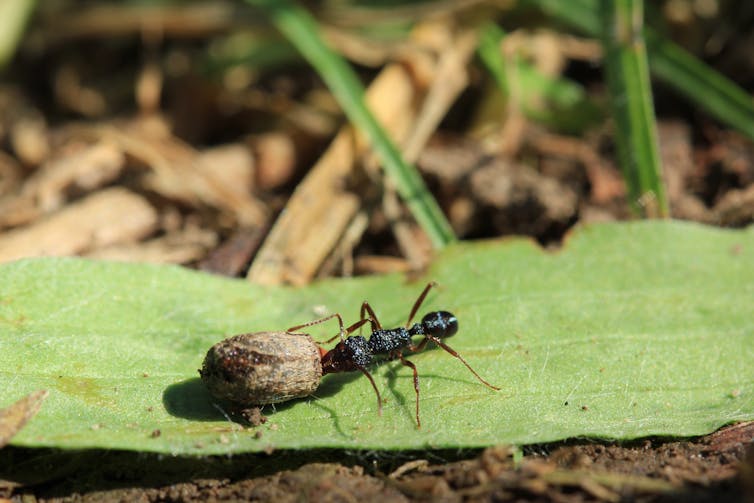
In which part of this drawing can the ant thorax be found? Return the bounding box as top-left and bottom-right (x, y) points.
(368, 327), (414, 354)
(343, 336), (372, 366)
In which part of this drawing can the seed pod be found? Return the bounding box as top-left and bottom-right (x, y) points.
(199, 331), (322, 405)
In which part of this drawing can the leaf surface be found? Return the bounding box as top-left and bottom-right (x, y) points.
(1, 221), (752, 454)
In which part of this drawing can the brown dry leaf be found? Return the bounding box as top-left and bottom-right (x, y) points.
(401, 25), (476, 161)
(10, 117), (50, 167)
(353, 255), (411, 275)
(199, 228), (266, 276)
(0, 188), (157, 263)
(529, 130), (625, 204)
(87, 121), (265, 226)
(0, 86), (50, 167)
(0, 390), (48, 449)
(251, 132), (297, 191)
(470, 159), (578, 220)
(714, 184), (754, 225)
(42, 3), (237, 40)
(0, 141), (126, 229)
(86, 225), (218, 264)
(0, 152), (22, 199)
(195, 144), (255, 202)
(659, 121), (712, 222)
(53, 64), (108, 118)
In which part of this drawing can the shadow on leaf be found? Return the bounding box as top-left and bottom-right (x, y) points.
(162, 378), (225, 421)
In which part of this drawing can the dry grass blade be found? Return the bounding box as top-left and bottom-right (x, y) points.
(247, 63), (414, 285)
(248, 20), (475, 285)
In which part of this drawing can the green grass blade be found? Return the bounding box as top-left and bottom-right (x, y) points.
(0, 0), (36, 69)
(2, 221), (753, 455)
(247, 0), (456, 247)
(200, 33), (302, 77)
(523, 0), (601, 33)
(477, 22), (510, 95)
(477, 22), (601, 134)
(601, 0), (667, 217)
(525, 0), (754, 142)
(645, 30), (754, 140)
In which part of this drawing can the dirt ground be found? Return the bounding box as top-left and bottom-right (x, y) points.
(0, 422), (752, 501)
(1, 2), (753, 501)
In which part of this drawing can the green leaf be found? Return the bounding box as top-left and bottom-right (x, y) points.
(1, 221), (752, 455)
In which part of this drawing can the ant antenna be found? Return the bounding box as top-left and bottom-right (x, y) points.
(406, 281), (438, 327)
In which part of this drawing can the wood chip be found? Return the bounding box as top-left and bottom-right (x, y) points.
(85, 225), (217, 264)
(0, 151), (22, 199)
(0, 188), (157, 263)
(10, 116), (50, 167)
(199, 227), (266, 276)
(0, 141), (125, 229)
(659, 121), (711, 221)
(714, 183), (754, 226)
(247, 63), (417, 286)
(90, 123), (266, 226)
(251, 132), (296, 191)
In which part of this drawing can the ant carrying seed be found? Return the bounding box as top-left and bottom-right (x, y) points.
(316, 282), (499, 427)
(199, 313), (383, 414)
(201, 314), (336, 405)
(199, 282), (498, 428)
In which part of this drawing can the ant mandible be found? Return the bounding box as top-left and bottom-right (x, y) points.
(289, 282), (500, 428)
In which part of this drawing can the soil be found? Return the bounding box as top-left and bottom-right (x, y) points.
(1, 2), (753, 501)
(2, 422), (753, 501)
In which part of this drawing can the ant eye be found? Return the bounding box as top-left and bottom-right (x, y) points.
(421, 311), (458, 338)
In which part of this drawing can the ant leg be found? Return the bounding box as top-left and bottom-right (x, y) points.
(321, 318), (371, 345)
(423, 336), (500, 390)
(355, 364), (383, 417)
(407, 337), (430, 353)
(397, 354), (421, 428)
(287, 312), (349, 345)
(287, 313), (344, 336)
(360, 301), (383, 332)
(406, 282), (438, 327)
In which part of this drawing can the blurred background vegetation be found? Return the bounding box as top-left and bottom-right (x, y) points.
(0, 0), (752, 280)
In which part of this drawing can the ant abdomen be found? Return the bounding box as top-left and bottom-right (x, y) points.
(421, 311), (459, 339)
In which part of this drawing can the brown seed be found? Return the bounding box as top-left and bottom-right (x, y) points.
(199, 331), (322, 405)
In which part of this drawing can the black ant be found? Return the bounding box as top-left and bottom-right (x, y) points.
(201, 283), (498, 427)
(288, 282), (500, 427)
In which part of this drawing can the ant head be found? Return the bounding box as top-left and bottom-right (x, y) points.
(421, 311), (458, 339)
(321, 335), (372, 375)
